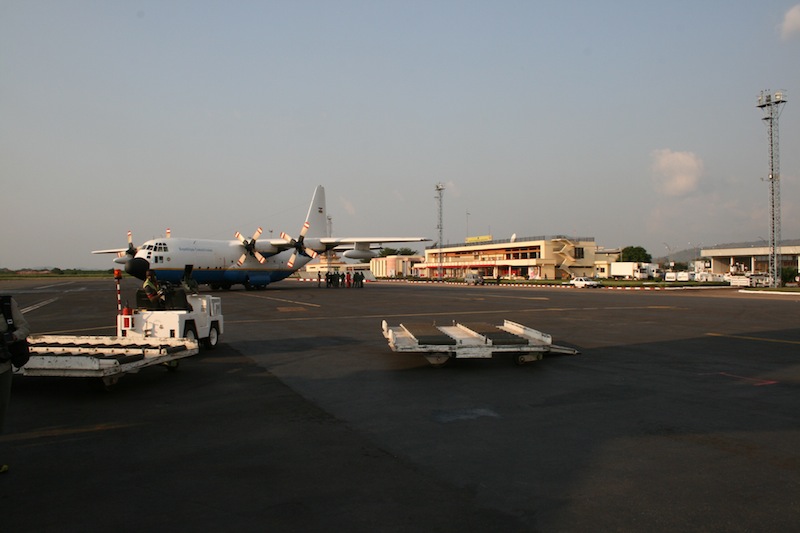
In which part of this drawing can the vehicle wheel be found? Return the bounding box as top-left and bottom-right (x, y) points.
(513, 354), (528, 366)
(98, 375), (120, 391)
(424, 354), (450, 367)
(203, 323), (220, 349)
(164, 360), (180, 372)
(183, 323), (198, 343)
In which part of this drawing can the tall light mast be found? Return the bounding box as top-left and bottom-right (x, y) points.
(756, 90), (787, 287)
(435, 182), (445, 280)
(325, 215), (333, 269)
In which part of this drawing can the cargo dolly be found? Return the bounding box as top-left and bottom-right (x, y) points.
(381, 319), (578, 367)
(18, 334), (199, 389)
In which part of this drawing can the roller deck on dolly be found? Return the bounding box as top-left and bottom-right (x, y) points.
(381, 319), (578, 367)
(19, 334), (199, 388)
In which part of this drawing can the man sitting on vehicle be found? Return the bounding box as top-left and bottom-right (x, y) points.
(143, 270), (165, 309)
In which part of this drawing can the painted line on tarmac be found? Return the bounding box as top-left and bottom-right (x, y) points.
(715, 372), (778, 386)
(21, 298), (59, 314)
(228, 305), (677, 324)
(706, 332), (800, 345)
(33, 282), (76, 290)
(0, 422), (140, 443)
(480, 295), (550, 301)
(698, 370), (778, 386)
(237, 292), (321, 308)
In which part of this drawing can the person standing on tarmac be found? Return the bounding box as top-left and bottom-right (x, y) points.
(1, 295), (31, 474)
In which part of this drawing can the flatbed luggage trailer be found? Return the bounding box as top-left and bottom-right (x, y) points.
(18, 334), (199, 388)
(382, 319), (578, 367)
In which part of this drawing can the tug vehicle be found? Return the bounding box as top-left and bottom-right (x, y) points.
(119, 281), (223, 349)
(15, 270), (223, 388)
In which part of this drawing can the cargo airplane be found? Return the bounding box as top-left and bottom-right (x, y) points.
(93, 185), (429, 289)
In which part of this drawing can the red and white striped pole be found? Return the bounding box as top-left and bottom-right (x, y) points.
(114, 269), (123, 315)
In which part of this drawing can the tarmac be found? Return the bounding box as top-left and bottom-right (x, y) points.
(1, 277), (799, 532)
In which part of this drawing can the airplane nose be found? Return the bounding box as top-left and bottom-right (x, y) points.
(126, 257), (150, 280)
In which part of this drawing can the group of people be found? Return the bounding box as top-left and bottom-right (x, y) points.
(319, 271), (366, 288)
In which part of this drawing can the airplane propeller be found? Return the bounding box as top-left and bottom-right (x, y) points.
(234, 227), (266, 266)
(125, 230), (137, 257)
(110, 231), (138, 265)
(281, 221), (318, 268)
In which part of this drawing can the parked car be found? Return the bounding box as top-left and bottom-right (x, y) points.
(465, 272), (484, 285)
(569, 277), (600, 288)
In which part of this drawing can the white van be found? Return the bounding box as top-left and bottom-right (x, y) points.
(465, 273), (484, 285)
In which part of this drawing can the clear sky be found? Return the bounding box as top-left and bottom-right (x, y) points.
(1, 1), (799, 269)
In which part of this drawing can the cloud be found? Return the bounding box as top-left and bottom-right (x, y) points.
(339, 196), (356, 216)
(650, 149), (704, 197)
(440, 180), (460, 198)
(781, 4), (800, 40)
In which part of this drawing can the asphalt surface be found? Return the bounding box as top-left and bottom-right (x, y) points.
(1, 278), (799, 532)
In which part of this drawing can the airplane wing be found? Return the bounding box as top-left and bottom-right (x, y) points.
(316, 237), (430, 260)
(249, 186), (429, 262)
(321, 237), (429, 247)
(91, 248), (128, 255)
(254, 236), (428, 265)
(261, 236), (431, 251)
(264, 238), (296, 249)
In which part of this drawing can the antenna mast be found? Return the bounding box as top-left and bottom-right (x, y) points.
(756, 90), (787, 287)
(435, 182), (445, 280)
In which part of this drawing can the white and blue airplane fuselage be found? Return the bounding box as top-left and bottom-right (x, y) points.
(124, 238), (313, 289)
(93, 185), (428, 289)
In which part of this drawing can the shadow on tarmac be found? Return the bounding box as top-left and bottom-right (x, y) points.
(2, 345), (526, 533)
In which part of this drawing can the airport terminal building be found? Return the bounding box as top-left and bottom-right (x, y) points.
(366, 238), (800, 282)
(701, 241), (800, 275)
(409, 235), (609, 280)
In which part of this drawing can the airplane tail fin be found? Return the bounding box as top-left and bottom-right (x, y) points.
(304, 185), (327, 239)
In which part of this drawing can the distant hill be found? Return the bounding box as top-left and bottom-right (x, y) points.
(653, 249), (697, 265)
